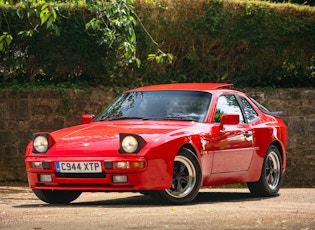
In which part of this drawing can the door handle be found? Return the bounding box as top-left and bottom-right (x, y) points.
(243, 131), (253, 137)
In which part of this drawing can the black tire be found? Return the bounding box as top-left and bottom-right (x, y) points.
(155, 148), (202, 204)
(32, 189), (82, 204)
(247, 145), (282, 197)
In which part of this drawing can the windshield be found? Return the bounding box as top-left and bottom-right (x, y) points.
(94, 90), (212, 122)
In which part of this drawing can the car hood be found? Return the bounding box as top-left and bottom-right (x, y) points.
(49, 120), (203, 154)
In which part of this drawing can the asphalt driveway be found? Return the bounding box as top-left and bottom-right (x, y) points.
(0, 186), (314, 229)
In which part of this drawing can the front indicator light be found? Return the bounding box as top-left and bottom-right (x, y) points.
(39, 174), (53, 182)
(114, 161), (145, 169)
(26, 162), (32, 169)
(113, 175), (128, 183)
(104, 160), (145, 170)
(132, 161), (145, 169)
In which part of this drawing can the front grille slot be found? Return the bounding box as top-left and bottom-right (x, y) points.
(59, 184), (110, 187)
(56, 173), (106, 178)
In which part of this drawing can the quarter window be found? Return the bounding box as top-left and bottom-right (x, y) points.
(238, 96), (259, 123)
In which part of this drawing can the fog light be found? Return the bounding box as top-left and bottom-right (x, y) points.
(113, 175), (128, 183)
(32, 162), (43, 169)
(116, 162), (130, 169)
(39, 174), (52, 182)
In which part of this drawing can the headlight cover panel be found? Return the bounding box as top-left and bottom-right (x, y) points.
(119, 134), (146, 153)
(32, 133), (55, 153)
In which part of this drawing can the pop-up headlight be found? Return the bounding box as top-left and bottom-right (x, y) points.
(119, 134), (146, 153)
(32, 133), (55, 153)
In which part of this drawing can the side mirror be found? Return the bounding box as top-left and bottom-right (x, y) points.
(212, 114), (240, 133)
(220, 114), (239, 126)
(81, 114), (95, 124)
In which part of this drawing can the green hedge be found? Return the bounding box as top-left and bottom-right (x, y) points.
(266, 0), (314, 6)
(1, 0), (315, 88)
(0, 6), (118, 86)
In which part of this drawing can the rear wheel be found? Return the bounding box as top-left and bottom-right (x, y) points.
(32, 189), (82, 204)
(155, 148), (202, 204)
(247, 145), (282, 197)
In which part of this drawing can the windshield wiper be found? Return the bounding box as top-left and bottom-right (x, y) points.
(165, 116), (196, 121)
(102, 116), (196, 122)
(102, 116), (147, 121)
(147, 115), (195, 121)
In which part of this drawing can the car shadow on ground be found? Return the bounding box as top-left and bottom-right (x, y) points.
(106, 191), (273, 206)
(75, 191), (263, 206)
(13, 190), (276, 208)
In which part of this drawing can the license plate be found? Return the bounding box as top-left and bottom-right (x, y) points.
(56, 162), (102, 173)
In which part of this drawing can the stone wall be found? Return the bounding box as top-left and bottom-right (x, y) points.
(0, 87), (314, 186)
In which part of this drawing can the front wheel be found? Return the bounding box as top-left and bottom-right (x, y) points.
(32, 189), (82, 204)
(155, 148), (202, 204)
(247, 145), (282, 197)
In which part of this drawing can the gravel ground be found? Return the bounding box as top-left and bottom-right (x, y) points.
(0, 186), (314, 230)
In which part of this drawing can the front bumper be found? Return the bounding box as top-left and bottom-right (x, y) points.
(25, 156), (171, 191)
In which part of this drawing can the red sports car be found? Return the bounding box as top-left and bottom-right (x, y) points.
(25, 83), (288, 204)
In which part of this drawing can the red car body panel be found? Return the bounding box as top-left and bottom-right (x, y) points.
(25, 83), (288, 193)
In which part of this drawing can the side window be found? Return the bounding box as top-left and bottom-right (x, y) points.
(214, 95), (244, 123)
(238, 96), (259, 123)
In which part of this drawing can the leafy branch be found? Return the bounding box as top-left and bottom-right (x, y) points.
(0, 32), (13, 50)
(132, 7), (173, 64)
(0, 0), (173, 66)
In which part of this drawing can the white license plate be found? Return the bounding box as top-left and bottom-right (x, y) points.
(56, 162), (102, 173)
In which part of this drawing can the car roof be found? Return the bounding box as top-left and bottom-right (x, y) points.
(127, 83), (233, 92)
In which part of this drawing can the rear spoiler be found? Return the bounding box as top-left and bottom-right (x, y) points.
(264, 111), (284, 117)
(249, 97), (285, 118)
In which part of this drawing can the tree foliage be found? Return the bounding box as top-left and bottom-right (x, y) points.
(0, 0), (173, 66)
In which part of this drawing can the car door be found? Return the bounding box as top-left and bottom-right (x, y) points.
(211, 94), (255, 173)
